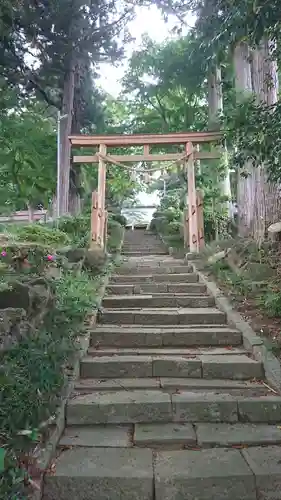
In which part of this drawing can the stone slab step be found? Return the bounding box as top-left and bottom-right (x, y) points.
(74, 378), (270, 396)
(134, 422), (281, 449)
(90, 325), (242, 347)
(44, 447), (154, 500)
(102, 295), (214, 309)
(117, 265), (193, 275)
(106, 283), (207, 295)
(66, 390), (281, 425)
(122, 251), (167, 256)
(60, 425), (132, 448)
(87, 347), (247, 357)
(99, 308), (226, 325)
(120, 259), (184, 267)
(44, 445), (281, 500)
(80, 354), (263, 380)
(109, 273), (199, 284)
(154, 448), (255, 500)
(195, 422), (281, 448)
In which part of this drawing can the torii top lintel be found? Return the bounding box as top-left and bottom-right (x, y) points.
(69, 131), (222, 147)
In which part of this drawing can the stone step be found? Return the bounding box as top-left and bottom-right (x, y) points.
(44, 447), (154, 500)
(102, 295), (215, 309)
(59, 422), (281, 450)
(117, 265), (193, 274)
(66, 390), (281, 425)
(109, 273), (199, 284)
(122, 251), (168, 256)
(87, 347), (247, 357)
(120, 259), (184, 267)
(134, 422), (281, 449)
(99, 308), (226, 325)
(74, 378), (270, 396)
(80, 354), (263, 380)
(122, 245), (165, 249)
(44, 445), (281, 500)
(90, 325), (242, 347)
(106, 283), (207, 295)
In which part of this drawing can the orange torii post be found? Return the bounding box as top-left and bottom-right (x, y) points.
(69, 132), (222, 252)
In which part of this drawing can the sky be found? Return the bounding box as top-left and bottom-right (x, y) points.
(97, 5), (196, 97)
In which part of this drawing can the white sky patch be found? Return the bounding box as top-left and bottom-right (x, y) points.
(97, 6), (196, 97)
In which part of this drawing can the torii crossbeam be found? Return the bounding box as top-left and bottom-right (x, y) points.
(69, 131), (223, 252)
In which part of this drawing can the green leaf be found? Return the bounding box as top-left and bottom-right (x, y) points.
(0, 447), (6, 472)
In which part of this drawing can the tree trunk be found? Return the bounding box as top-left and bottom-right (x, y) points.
(208, 66), (223, 130)
(234, 39), (280, 241)
(59, 59), (76, 216)
(251, 39), (280, 242)
(68, 61), (86, 215)
(233, 42), (255, 236)
(208, 66), (232, 214)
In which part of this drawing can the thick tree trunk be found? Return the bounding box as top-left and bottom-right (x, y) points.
(233, 42), (255, 236)
(208, 66), (232, 214)
(68, 61), (86, 215)
(251, 39), (280, 242)
(59, 59), (75, 216)
(234, 39), (280, 241)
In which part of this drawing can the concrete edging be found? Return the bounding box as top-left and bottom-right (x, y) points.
(29, 273), (110, 499)
(190, 262), (281, 394)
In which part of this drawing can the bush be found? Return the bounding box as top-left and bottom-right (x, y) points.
(53, 214), (90, 247)
(0, 268), (100, 499)
(109, 213), (127, 227)
(107, 219), (124, 253)
(0, 224), (110, 499)
(4, 223), (70, 246)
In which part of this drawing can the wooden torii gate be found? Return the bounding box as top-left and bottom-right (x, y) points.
(69, 132), (222, 252)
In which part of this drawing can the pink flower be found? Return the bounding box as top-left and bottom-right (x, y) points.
(1, 251), (7, 257)
(47, 254), (56, 262)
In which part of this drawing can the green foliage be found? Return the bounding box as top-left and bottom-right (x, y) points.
(6, 224), (70, 246)
(224, 98), (281, 182)
(0, 97), (56, 210)
(111, 35), (207, 135)
(258, 284), (281, 318)
(54, 214), (90, 247)
(109, 213), (127, 227)
(0, 269), (100, 498)
(0, 212), (124, 498)
(107, 219), (125, 253)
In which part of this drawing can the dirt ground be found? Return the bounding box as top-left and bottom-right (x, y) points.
(206, 269), (281, 359)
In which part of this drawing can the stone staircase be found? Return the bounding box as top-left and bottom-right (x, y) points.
(44, 229), (281, 500)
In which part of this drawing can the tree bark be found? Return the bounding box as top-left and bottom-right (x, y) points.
(208, 66), (232, 214)
(59, 58), (76, 216)
(233, 42), (255, 236)
(208, 67), (223, 130)
(251, 39), (280, 242)
(233, 39), (280, 242)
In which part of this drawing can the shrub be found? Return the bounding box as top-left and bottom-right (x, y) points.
(6, 224), (70, 246)
(107, 219), (124, 253)
(0, 230), (108, 498)
(54, 214), (90, 247)
(109, 213), (127, 227)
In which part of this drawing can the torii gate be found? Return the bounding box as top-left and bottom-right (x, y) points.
(69, 132), (222, 252)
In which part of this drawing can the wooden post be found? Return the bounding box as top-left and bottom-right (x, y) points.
(196, 188), (205, 250)
(104, 210), (108, 250)
(187, 142), (199, 253)
(183, 208), (189, 248)
(98, 143), (107, 248)
(91, 191), (99, 244)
